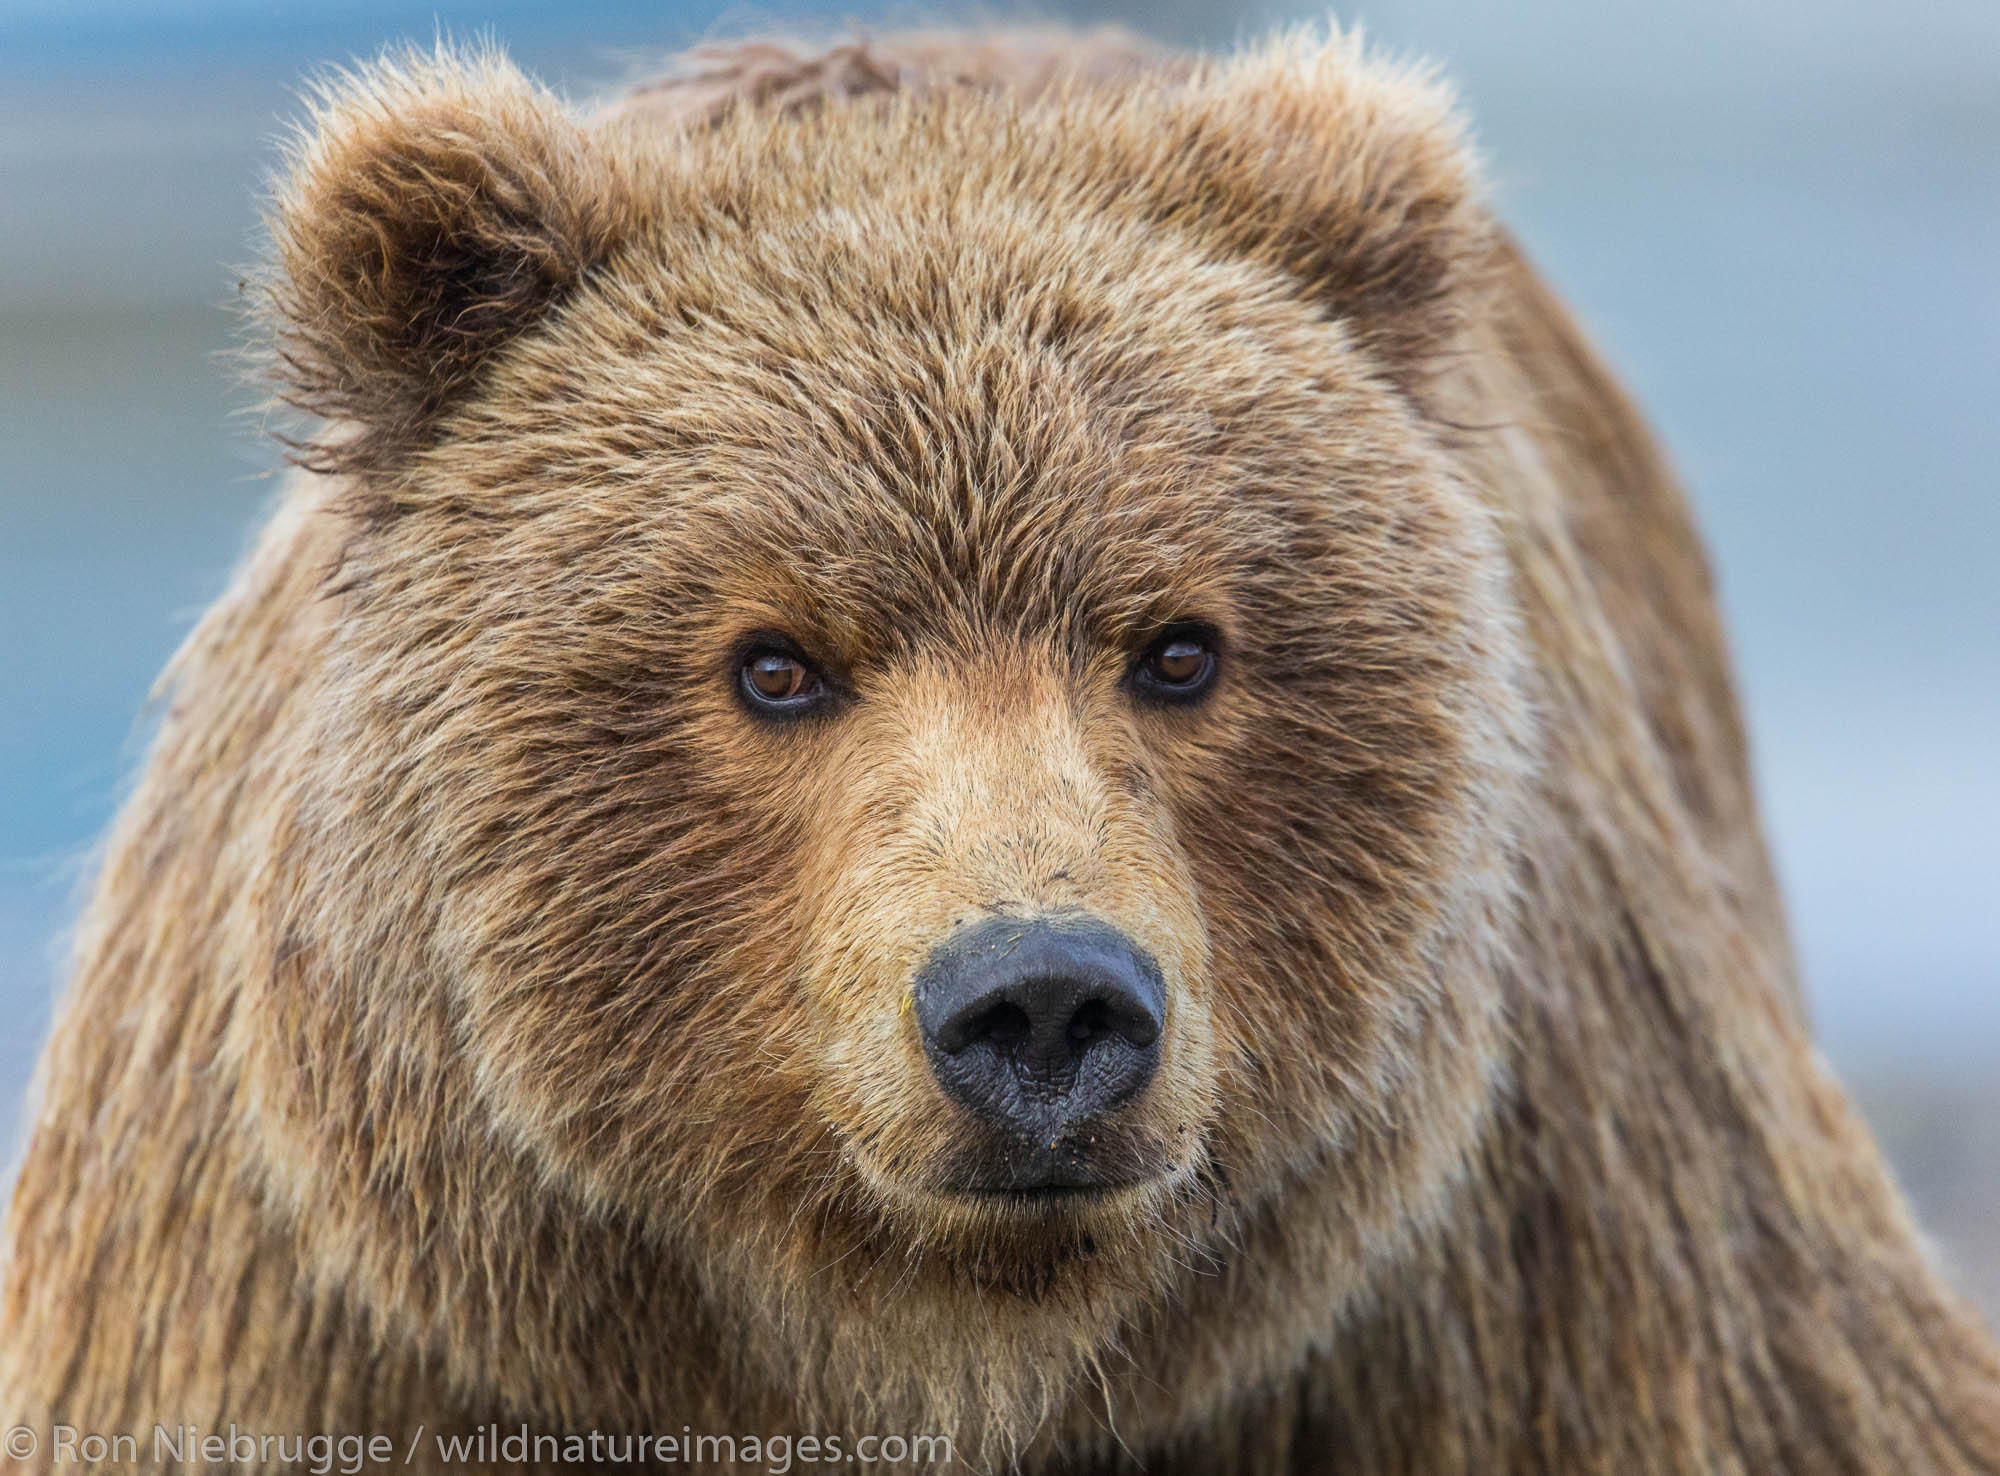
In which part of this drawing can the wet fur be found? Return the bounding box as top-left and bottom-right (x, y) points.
(3, 25), (1997, 1476)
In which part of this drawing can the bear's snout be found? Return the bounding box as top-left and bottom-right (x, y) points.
(913, 914), (1164, 1187)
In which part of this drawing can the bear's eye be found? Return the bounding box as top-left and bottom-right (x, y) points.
(739, 646), (827, 715)
(1129, 628), (1220, 704)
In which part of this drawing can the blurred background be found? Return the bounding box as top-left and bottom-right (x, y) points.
(2, 0), (1994, 1320)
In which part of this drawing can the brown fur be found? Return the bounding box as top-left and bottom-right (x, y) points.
(3, 25), (1996, 1475)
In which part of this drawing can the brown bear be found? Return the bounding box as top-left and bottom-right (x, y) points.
(3, 24), (1996, 1476)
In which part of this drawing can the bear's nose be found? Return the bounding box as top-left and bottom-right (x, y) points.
(913, 915), (1164, 1140)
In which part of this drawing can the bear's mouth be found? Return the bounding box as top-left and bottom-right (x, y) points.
(944, 1181), (1138, 1210)
(933, 1144), (1160, 1200)
(844, 1121), (1182, 1223)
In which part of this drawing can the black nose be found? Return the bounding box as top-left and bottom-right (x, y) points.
(914, 915), (1164, 1140)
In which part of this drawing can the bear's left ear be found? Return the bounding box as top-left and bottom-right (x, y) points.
(1128, 33), (1498, 399)
(259, 46), (629, 474)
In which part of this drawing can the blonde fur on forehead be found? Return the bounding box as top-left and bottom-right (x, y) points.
(3, 21), (1996, 1476)
(253, 23), (1495, 479)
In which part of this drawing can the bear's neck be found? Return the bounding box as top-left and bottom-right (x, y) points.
(1119, 803), (2000, 1475)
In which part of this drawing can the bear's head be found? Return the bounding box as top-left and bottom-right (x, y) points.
(252, 36), (1532, 1436)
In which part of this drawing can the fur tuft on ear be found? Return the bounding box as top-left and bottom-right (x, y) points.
(1139, 29), (1497, 396)
(257, 45), (627, 475)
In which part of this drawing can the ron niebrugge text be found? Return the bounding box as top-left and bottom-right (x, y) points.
(5, 1423), (953, 1471)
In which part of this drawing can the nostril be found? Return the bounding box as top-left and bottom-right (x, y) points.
(953, 1000), (1032, 1052)
(1089, 991), (1161, 1050)
(1065, 993), (1159, 1050)
(1067, 999), (1109, 1045)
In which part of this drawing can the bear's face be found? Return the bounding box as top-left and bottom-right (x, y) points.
(264, 44), (1529, 1332)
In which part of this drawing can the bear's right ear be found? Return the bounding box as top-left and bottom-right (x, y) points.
(1117, 32), (1498, 403)
(260, 46), (628, 475)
